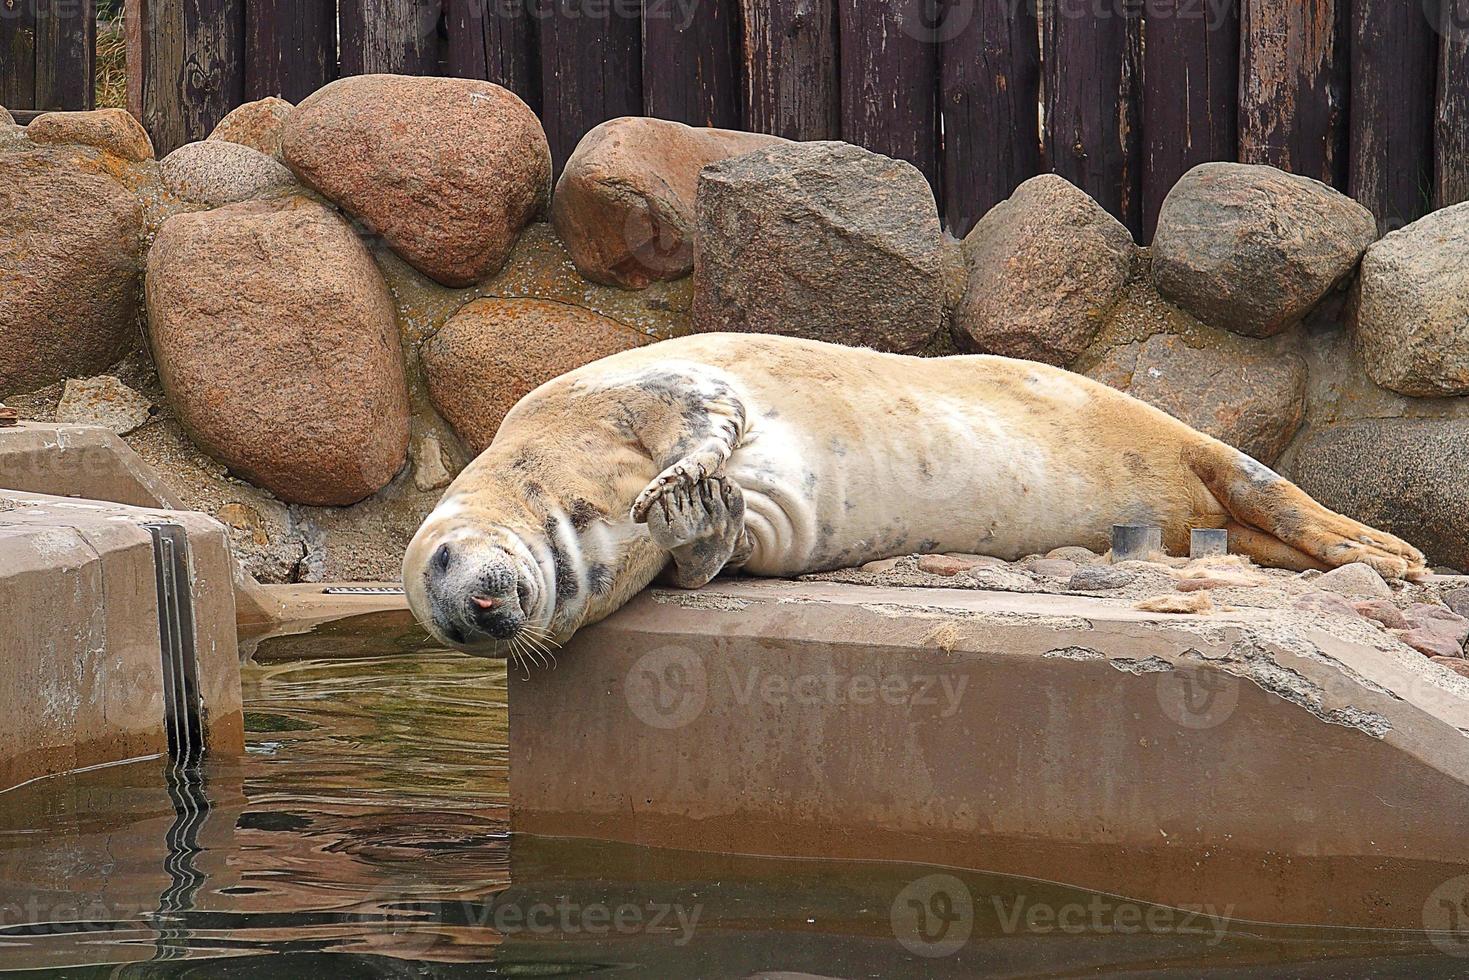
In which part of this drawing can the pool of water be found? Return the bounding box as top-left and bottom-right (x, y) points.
(0, 635), (1465, 977)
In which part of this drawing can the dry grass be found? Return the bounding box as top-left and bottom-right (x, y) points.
(94, 8), (127, 110)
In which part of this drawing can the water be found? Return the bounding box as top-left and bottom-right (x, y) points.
(0, 632), (1465, 977)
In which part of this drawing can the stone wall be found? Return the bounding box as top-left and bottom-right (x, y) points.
(2, 79), (1466, 581)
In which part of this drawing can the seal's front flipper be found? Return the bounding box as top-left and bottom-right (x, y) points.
(646, 476), (751, 588)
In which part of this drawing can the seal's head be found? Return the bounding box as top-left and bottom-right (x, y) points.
(403, 500), (552, 658)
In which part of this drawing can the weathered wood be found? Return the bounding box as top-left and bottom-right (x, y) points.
(1350, 0), (1435, 232)
(340, 0), (445, 76)
(1141, 0), (1237, 242)
(838, 0), (941, 193)
(35, 0), (96, 110)
(444, 0), (541, 113)
(245, 0), (336, 102)
(940, 0), (1041, 234)
(643, 0), (742, 128)
(539, 0), (642, 173)
(127, 0), (246, 155)
(1238, 0), (1348, 189)
(1434, 0), (1469, 208)
(0, 0), (38, 109)
(739, 0), (839, 140)
(1043, 0), (1143, 236)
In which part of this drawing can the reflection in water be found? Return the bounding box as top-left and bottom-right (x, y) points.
(0, 641), (1464, 976)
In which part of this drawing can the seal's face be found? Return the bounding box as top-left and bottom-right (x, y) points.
(403, 512), (551, 658)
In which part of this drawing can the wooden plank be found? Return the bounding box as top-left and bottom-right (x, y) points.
(340, 0), (445, 76)
(538, 0), (642, 173)
(445, 0), (540, 114)
(1, 0), (38, 109)
(1140, 0), (1237, 242)
(1350, 0), (1435, 231)
(128, 0), (246, 154)
(245, 0), (336, 102)
(643, 0), (741, 128)
(1238, 0), (1348, 189)
(739, 0), (839, 140)
(1437, 0), (1469, 207)
(837, 0), (941, 192)
(940, 0), (1041, 234)
(1043, 0), (1143, 236)
(35, 0), (96, 110)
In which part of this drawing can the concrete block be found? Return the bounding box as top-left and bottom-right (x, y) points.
(510, 579), (1469, 928)
(0, 490), (243, 789)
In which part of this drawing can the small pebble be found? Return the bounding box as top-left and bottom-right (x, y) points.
(1398, 628), (1464, 659)
(1352, 599), (1407, 630)
(1402, 603), (1469, 648)
(1045, 546), (1102, 564)
(1315, 562), (1392, 598)
(918, 554), (975, 577)
(861, 558), (902, 574)
(1068, 566), (1136, 591)
(944, 552), (1006, 567)
(1293, 591), (1361, 618)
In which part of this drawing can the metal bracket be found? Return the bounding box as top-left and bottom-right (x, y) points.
(145, 524), (205, 766)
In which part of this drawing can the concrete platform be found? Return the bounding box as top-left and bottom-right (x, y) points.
(510, 578), (1469, 928)
(0, 490), (244, 790)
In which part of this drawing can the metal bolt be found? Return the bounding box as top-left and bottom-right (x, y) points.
(1190, 528), (1229, 559)
(1111, 524), (1163, 563)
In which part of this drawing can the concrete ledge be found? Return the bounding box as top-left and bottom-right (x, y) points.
(510, 579), (1469, 928)
(0, 490), (244, 790)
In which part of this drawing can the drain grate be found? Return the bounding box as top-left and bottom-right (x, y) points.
(145, 524), (205, 766)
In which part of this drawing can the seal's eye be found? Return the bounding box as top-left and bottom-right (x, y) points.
(432, 543), (453, 574)
(517, 578), (532, 611)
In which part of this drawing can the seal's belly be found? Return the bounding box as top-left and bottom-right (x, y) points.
(727, 401), (1126, 576)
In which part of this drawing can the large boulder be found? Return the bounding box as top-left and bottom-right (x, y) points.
(1087, 334), (1307, 464)
(208, 96), (292, 159)
(1288, 419), (1469, 572)
(1152, 163), (1377, 338)
(146, 196), (411, 506)
(0, 147), (143, 395)
(421, 298), (645, 454)
(281, 74), (550, 287)
(953, 174), (1135, 365)
(26, 108), (154, 161)
(552, 117), (784, 289)
(161, 140), (296, 206)
(692, 140), (943, 352)
(1354, 203), (1469, 397)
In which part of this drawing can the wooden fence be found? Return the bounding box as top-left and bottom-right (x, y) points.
(7, 0), (1469, 239)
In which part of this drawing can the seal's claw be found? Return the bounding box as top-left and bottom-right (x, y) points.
(646, 475), (749, 588)
(632, 451), (727, 523)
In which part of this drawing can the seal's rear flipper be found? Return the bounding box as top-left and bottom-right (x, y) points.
(1184, 443), (1427, 580)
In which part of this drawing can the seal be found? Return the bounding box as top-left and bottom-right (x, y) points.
(403, 333), (1426, 658)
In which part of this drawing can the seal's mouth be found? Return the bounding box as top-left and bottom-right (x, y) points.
(408, 528), (556, 662)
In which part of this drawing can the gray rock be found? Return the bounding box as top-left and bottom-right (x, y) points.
(1068, 566), (1137, 591)
(56, 376), (152, 435)
(693, 140), (943, 353)
(1027, 558), (1079, 579)
(953, 174), (1135, 365)
(1088, 333), (1307, 464)
(1315, 562), (1392, 598)
(161, 140), (296, 206)
(1354, 202), (1469, 396)
(0, 147), (143, 396)
(1289, 419), (1469, 573)
(1152, 163), (1377, 338)
(1445, 587), (1469, 621)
